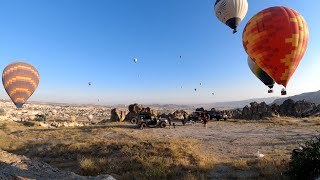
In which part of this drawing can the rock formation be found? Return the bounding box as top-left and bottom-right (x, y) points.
(0, 150), (115, 180)
(278, 99), (316, 118)
(229, 99), (320, 119)
(110, 108), (127, 122)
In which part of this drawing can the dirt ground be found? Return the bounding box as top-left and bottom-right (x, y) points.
(0, 117), (319, 179)
(135, 118), (320, 159)
(110, 117), (320, 179)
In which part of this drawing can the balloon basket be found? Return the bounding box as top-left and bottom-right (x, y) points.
(268, 89), (274, 93)
(281, 90), (287, 96)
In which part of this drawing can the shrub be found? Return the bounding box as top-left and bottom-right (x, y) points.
(288, 135), (320, 180)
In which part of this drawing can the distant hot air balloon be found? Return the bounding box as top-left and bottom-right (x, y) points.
(243, 6), (309, 95)
(2, 62), (40, 109)
(247, 57), (275, 93)
(194, 88), (197, 91)
(52, 109), (58, 115)
(133, 58), (138, 63)
(87, 114), (93, 121)
(88, 82), (92, 86)
(212, 93), (215, 95)
(214, 0), (248, 33)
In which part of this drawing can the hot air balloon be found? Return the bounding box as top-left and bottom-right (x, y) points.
(133, 58), (138, 63)
(214, 0), (248, 33)
(2, 62), (40, 109)
(242, 6), (309, 95)
(194, 88), (197, 91)
(87, 114), (93, 121)
(52, 109), (58, 115)
(247, 57), (275, 93)
(88, 82), (92, 86)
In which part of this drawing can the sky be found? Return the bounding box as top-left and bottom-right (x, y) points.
(0, 0), (319, 105)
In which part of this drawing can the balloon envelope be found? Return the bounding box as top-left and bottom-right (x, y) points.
(243, 6), (309, 87)
(214, 0), (248, 33)
(247, 57), (275, 89)
(2, 62), (40, 108)
(87, 115), (93, 121)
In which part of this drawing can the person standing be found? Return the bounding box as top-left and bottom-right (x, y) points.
(168, 116), (172, 129)
(203, 114), (208, 128)
(182, 113), (187, 125)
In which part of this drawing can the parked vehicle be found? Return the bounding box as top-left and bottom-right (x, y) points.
(206, 111), (228, 121)
(137, 114), (168, 129)
(188, 111), (202, 122)
(189, 109), (228, 121)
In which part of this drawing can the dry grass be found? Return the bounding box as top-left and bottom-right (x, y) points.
(0, 121), (215, 179)
(229, 157), (289, 179)
(1, 117), (316, 179)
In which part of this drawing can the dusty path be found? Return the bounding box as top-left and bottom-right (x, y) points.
(128, 119), (319, 160)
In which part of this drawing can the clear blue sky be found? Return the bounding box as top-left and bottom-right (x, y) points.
(0, 0), (319, 105)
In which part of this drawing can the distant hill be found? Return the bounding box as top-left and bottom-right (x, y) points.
(145, 98), (279, 111)
(192, 97), (279, 110)
(273, 90), (320, 105)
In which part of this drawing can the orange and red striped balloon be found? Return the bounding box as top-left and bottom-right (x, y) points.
(2, 62), (40, 109)
(242, 6), (309, 87)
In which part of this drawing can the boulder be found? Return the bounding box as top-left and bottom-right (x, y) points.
(229, 109), (242, 119)
(128, 104), (144, 113)
(279, 99), (316, 117)
(239, 102), (275, 120)
(110, 108), (127, 122)
(124, 112), (138, 122)
(110, 108), (120, 122)
(124, 104), (158, 122)
(0, 150), (116, 180)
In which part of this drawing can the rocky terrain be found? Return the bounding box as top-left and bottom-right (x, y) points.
(0, 150), (115, 180)
(0, 98), (319, 179)
(229, 99), (320, 120)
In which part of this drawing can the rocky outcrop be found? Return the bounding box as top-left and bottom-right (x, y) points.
(278, 99), (316, 118)
(229, 102), (277, 120)
(0, 150), (115, 180)
(128, 103), (144, 113)
(228, 109), (242, 119)
(239, 102), (275, 120)
(124, 104), (157, 122)
(124, 104), (144, 122)
(143, 107), (157, 116)
(229, 99), (320, 119)
(34, 121), (90, 128)
(110, 108), (127, 122)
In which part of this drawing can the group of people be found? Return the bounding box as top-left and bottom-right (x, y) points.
(180, 112), (209, 128)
